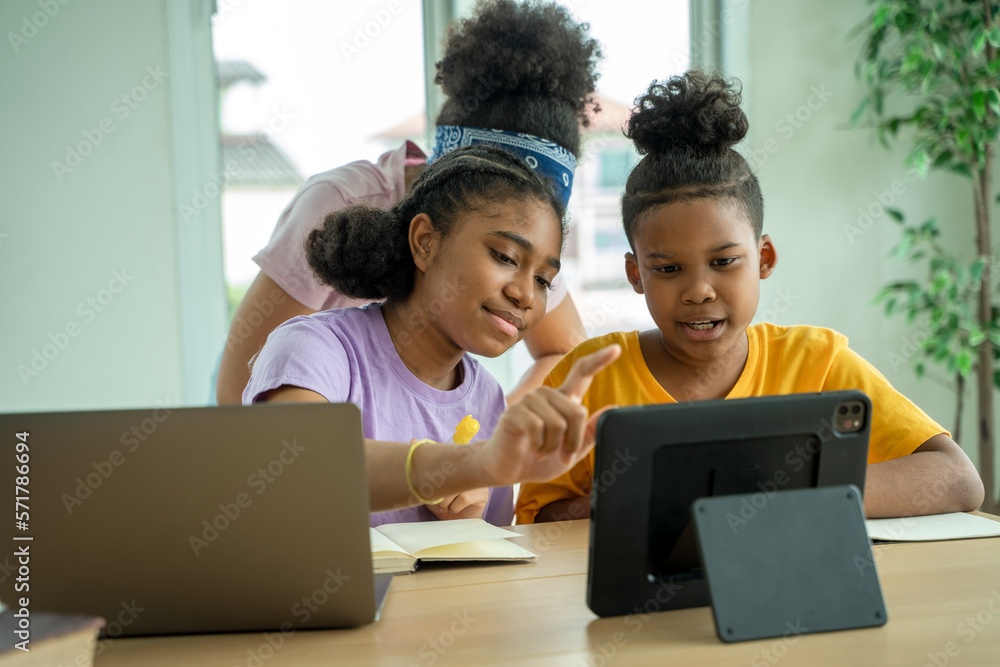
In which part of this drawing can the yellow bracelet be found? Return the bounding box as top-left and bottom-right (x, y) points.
(405, 439), (444, 505)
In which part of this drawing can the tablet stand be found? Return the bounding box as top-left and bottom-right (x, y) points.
(692, 484), (887, 643)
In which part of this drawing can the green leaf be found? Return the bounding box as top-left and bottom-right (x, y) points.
(906, 150), (931, 178)
(986, 93), (1000, 118)
(873, 5), (890, 30)
(988, 26), (1000, 48)
(973, 29), (988, 55)
(972, 90), (987, 120)
(851, 97), (870, 126)
(886, 208), (905, 222)
(952, 162), (973, 178)
(969, 328), (987, 346)
(956, 349), (973, 376)
(932, 151), (953, 168)
(932, 271), (952, 292)
(970, 259), (987, 281)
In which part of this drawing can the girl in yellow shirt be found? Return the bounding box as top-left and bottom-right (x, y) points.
(517, 70), (984, 524)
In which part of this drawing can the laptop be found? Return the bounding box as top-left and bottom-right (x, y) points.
(0, 402), (390, 636)
(586, 390), (871, 618)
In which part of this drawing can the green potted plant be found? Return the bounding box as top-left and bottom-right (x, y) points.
(851, 0), (999, 512)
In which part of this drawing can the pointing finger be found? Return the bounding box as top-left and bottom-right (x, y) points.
(557, 344), (621, 403)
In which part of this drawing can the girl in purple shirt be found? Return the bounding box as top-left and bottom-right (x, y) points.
(244, 144), (620, 526)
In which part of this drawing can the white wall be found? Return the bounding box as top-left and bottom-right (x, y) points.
(737, 0), (999, 484)
(0, 0), (225, 412)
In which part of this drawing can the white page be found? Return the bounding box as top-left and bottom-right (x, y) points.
(865, 512), (1000, 542)
(376, 518), (521, 555)
(370, 527), (411, 555)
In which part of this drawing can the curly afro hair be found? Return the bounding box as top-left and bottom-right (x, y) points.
(434, 0), (602, 157)
(621, 70), (763, 244)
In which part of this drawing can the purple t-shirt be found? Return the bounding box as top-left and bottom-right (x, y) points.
(242, 303), (512, 527)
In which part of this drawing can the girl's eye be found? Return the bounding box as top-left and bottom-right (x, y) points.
(653, 265), (679, 274)
(713, 257), (737, 267)
(492, 250), (516, 266)
(535, 276), (553, 290)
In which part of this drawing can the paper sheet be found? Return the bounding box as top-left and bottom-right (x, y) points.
(865, 512), (1000, 542)
(376, 518), (522, 555)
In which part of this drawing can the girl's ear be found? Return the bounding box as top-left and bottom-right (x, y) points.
(625, 252), (644, 294)
(409, 213), (437, 272)
(758, 234), (777, 279)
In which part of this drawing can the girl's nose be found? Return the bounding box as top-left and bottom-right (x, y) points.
(504, 273), (536, 309)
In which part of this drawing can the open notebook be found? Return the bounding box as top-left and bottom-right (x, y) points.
(370, 518), (537, 574)
(865, 512), (1000, 542)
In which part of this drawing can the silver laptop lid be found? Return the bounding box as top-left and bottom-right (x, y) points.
(0, 402), (375, 636)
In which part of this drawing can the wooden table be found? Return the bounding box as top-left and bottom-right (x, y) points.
(98, 518), (1000, 666)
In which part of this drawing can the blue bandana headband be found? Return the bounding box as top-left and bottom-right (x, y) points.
(428, 126), (576, 209)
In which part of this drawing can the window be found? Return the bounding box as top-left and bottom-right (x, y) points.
(212, 0), (690, 391)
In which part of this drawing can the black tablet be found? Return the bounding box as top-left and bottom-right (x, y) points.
(586, 390), (871, 618)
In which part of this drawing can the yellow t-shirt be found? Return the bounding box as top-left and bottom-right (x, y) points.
(515, 323), (946, 524)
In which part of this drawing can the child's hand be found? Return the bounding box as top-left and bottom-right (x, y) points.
(478, 344), (621, 486)
(425, 488), (489, 521)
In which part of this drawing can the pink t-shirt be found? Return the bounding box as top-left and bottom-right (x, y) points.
(253, 141), (568, 312)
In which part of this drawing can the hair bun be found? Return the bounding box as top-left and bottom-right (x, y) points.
(627, 70), (748, 156)
(435, 0), (601, 113)
(306, 206), (412, 300)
